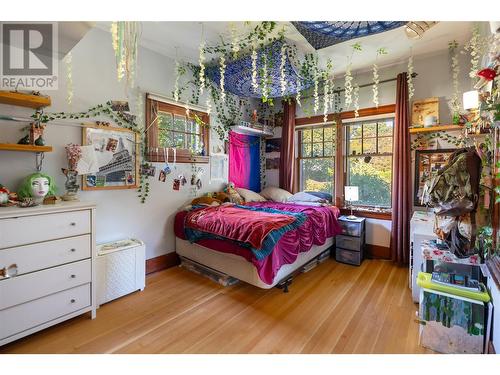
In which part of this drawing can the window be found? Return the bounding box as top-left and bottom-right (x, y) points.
(298, 126), (336, 195)
(345, 118), (394, 208)
(146, 97), (210, 163)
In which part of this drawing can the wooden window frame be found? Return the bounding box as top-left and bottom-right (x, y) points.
(345, 118), (394, 209)
(296, 105), (395, 219)
(297, 125), (336, 196)
(145, 97), (210, 163)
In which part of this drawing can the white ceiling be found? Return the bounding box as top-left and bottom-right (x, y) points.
(94, 21), (475, 74)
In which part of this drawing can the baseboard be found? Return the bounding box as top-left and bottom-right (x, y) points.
(366, 244), (391, 260)
(146, 252), (180, 274)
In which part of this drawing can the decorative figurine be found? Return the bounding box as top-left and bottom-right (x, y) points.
(17, 172), (57, 206)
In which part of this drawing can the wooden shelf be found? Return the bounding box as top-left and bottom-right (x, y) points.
(0, 91), (51, 109)
(409, 125), (463, 134)
(0, 143), (52, 152)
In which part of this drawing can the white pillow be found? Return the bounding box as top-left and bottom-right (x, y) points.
(287, 191), (325, 203)
(235, 187), (267, 202)
(260, 186), (292, 202)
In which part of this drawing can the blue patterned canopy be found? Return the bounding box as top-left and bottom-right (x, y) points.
(292, 21), (406, 50)
(206, 40), (311, 99)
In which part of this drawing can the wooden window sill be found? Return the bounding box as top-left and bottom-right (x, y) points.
(340, 207), (392, 220)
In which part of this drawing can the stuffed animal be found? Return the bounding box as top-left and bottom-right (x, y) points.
(224, 182), (244, 204)
(191, 196), (221, 206)
(212, 191), (230, 203)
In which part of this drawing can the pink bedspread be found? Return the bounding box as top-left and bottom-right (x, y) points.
(184, 204), (297, 250)
(175, 202), (341, 285)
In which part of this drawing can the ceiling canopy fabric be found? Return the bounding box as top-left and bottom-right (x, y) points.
(206, 40), (312, 99)
(292, 21), (407, 50)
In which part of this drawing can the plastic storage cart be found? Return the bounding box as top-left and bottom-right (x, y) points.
(96, 238), (145, 306)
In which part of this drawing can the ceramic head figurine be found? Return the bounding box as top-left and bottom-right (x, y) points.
(18, 172), (57, 205)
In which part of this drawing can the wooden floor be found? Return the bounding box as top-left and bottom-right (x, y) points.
(0, 258), (433, 354)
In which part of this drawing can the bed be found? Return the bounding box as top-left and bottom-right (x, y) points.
(174, 201), (342, 289)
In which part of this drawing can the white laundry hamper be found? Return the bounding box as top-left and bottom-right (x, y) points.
(96, 238), (146, 306)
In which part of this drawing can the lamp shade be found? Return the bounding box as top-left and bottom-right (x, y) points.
(345, 186), (359, 202)
(463, 90), (479, 110)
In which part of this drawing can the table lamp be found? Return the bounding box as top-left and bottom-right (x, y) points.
(345, 186), (359, 220)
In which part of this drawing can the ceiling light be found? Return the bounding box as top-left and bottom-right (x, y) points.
(405, 22), (437, 39)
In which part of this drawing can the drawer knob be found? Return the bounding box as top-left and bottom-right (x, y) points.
(70, 222), (76, 226)
(70, 299), (76, 303)
(0, 264), (18, 279)
(70, 248), (76, 252)
(70, 274), (76, 279)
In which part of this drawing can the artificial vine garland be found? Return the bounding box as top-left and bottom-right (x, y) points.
(372, 48), (388, 108)
(251, 39), (258, 93)
(64, 52), (73, 105)
(410, 131), (466, 151)
(198, 41), (206, 95)
(464, 26), (485, 79)
(353, 83), (360, 118)
(344, 65), (353, 109)
(279, 42), (287, 96)
(295, 77), (302, 107)
(407, 54), (415, 101)
(219, 55), (226, 103)
(344, 43), (361, 109)
(313, 55), (320, 113)
(110, 21), (139, 87)
(448, 40), (460, 114)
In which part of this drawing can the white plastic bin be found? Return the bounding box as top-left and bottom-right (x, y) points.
(96, 238), (145, 306)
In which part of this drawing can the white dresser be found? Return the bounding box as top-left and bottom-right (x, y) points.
(0, 201), (96, 346)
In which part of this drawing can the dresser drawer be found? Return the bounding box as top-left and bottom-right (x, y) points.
(339, 219), (365, 237)
(0, 259), (91, 309)
(336, 235), (363, 252)
(0, 235), (91, 276)
(335, 248), (363, 266)
(0, 210), (91, 249)
(0, 283), (91, 340)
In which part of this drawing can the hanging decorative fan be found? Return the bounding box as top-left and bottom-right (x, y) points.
(292, 21), (406, 50)
(205, 40), (312, 99)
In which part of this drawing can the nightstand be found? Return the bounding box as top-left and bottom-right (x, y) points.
(335, 216), (366, 266)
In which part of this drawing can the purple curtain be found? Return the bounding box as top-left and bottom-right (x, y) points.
(279, 99), (297, 193)
(391, 73), (412, 265)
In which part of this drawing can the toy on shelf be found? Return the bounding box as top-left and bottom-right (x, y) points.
(17, 172), (57, 206)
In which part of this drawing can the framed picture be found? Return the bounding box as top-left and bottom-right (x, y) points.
(266, 157), (280, 170)
(414, 149), (456, 206)
(265, 138), (281, 153)
(82, 125), (139, 190)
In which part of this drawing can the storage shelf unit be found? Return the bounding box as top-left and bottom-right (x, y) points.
(0, 144), (53, 153)
(409, 125), (463, 134)
(0, 92), (51, 109)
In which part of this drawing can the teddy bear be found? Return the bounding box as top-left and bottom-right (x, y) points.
(191, 196), (221, 206)
(224, 182), (244, 204)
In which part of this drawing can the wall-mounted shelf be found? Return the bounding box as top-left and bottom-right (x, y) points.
(0, 91), (51, 109)
(0, 143), (53, 152)
(409, 125), (463, 134)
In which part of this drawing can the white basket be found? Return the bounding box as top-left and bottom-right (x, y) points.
(96, 238), (145, 306)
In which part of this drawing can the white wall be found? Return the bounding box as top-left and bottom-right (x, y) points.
(294, 49), (472, 248)
(0, 27), (228, 260)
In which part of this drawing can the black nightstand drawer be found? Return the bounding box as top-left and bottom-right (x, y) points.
(336, 235), (363, 252)
(335, 248), (363, 266)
